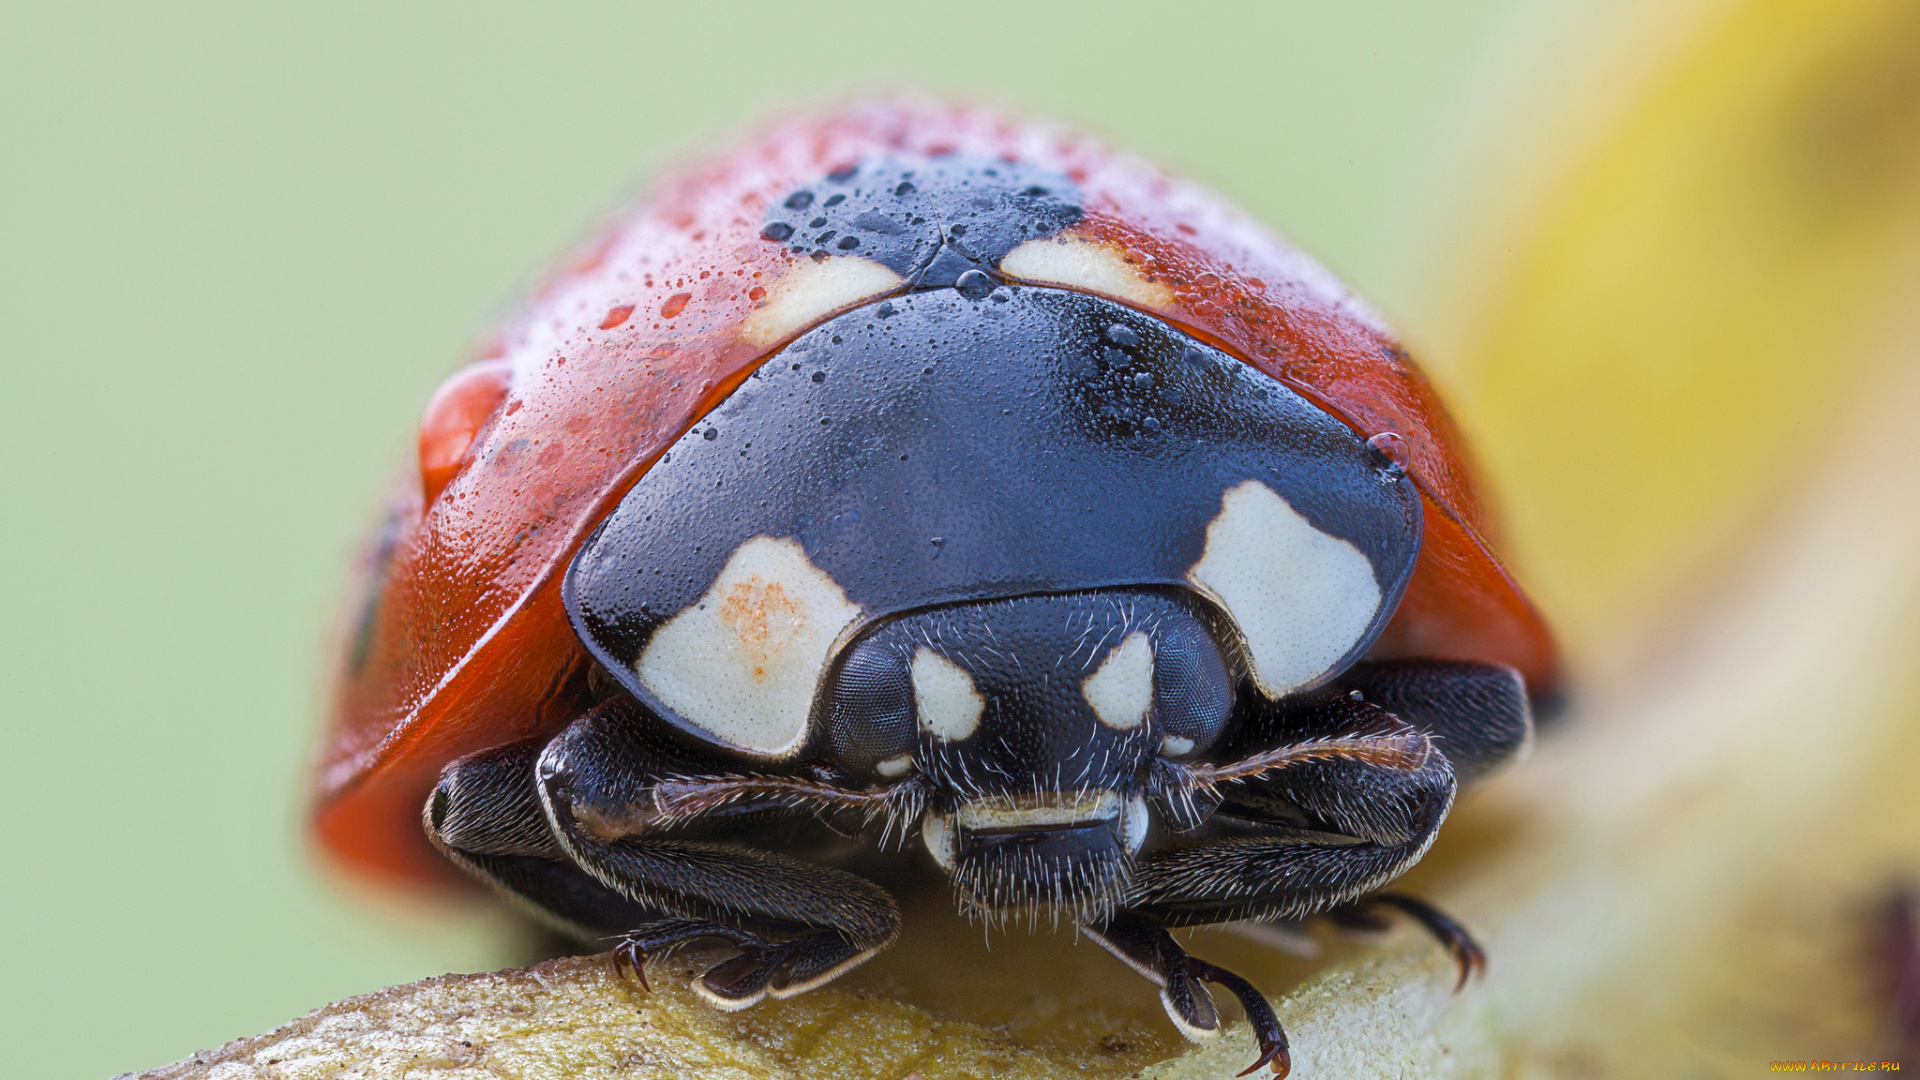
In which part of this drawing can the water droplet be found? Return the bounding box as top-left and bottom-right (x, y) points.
(1132, 371), (1154, 388)
(809, 217), (828, 228)
(1143, 416), (1161, 431)
(949, 223), (968, 236)
(823, 193), (846, 206)
(660, 293), (691, 319)
(811, 371), (826, 383)
(836, 235), (860, 250)
(895, 181), (916, 197)
(816, 229), (838, 243)
(702, 428), (718, 441)
(827, 166), (858, 183)
(759, 222), (793, 242)
(955, 270), (994, 299)
(1367, 432), (1411, 469)
(1105, 347), (1131, 369)
(1105, 324), (1141, 348)
(785, 191), (815, 211)
(876, 300), (897, 318)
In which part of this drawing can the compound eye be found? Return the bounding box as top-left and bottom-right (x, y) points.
(824, 636), (917, 779)
(1151, 614), (1233, 758)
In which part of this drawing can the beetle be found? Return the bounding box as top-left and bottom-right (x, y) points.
(314, 100), (1558, 1077)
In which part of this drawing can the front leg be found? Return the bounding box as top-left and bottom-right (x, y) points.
(1137, 691), (1457, 925)
(1326, 892), (1487, 990)
(1084, 910), (1292, 1077)
(426, 735), (678, 944)
(535, 697), (903, 1008)
(1089, 690), (1471, 1075)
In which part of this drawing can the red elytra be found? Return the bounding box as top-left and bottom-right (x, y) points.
(314, 100), (1559, 888)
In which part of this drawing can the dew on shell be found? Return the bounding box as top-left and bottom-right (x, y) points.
(955, 270), (994, 299)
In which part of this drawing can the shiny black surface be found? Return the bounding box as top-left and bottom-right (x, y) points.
(826, 590), (1228, 790)
(758, 154), (1081, 288)
(564, 285), (1421, 748)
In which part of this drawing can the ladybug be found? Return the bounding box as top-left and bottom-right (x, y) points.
(315, 101), (1557, 1078)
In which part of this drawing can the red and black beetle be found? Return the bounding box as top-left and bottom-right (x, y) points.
(314, 101), (1558, 1077)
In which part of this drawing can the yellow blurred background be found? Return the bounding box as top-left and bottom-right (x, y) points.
(1400, 0), (1920, 664)
(5, 1), (1920, 1077)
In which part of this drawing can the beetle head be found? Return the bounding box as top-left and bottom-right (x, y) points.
(823, 590), (1234, 924)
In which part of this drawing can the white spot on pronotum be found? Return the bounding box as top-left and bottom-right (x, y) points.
(1082, 631), (1154, 730)
(740, 256), (903, 347)
(875, 753), (914, 778)
(922, 811), (958, 871)
(636, 536), (862, 757)
(1186, 480), (1383, 698)
(1160, 735), (1196, 757)
(999, 234), (1176, 308)
(912, 648), (984, 741)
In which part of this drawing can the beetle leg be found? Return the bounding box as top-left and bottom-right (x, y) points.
(1329, 659), (1534, 783)
(536, 699), (901, 1008)
(1083, 910), (1291, 1077)
(611, 919), (761, 991)
(426, 737), (673, 943)
(1138, 694), (1457, 924)
(1328, 893), (1487, 990)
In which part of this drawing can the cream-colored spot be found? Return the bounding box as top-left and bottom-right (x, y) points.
(1121, 794), (1149, 855)
(999, 233), (1176, 308)
(1160, 734), (1196, 757)
(1082, 631), (1154, 730)
(636, 536), (862, 757)
(912, 648), (984, 741)
(739, 256), (903, 347)
(1186, 480), (1382, 699)
(875, 753), (914, 779)
(922, 811), (958, 871)
(955, 790), (1123, 832)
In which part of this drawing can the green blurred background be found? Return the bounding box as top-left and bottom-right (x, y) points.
(0, 3), (1545, 1075)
